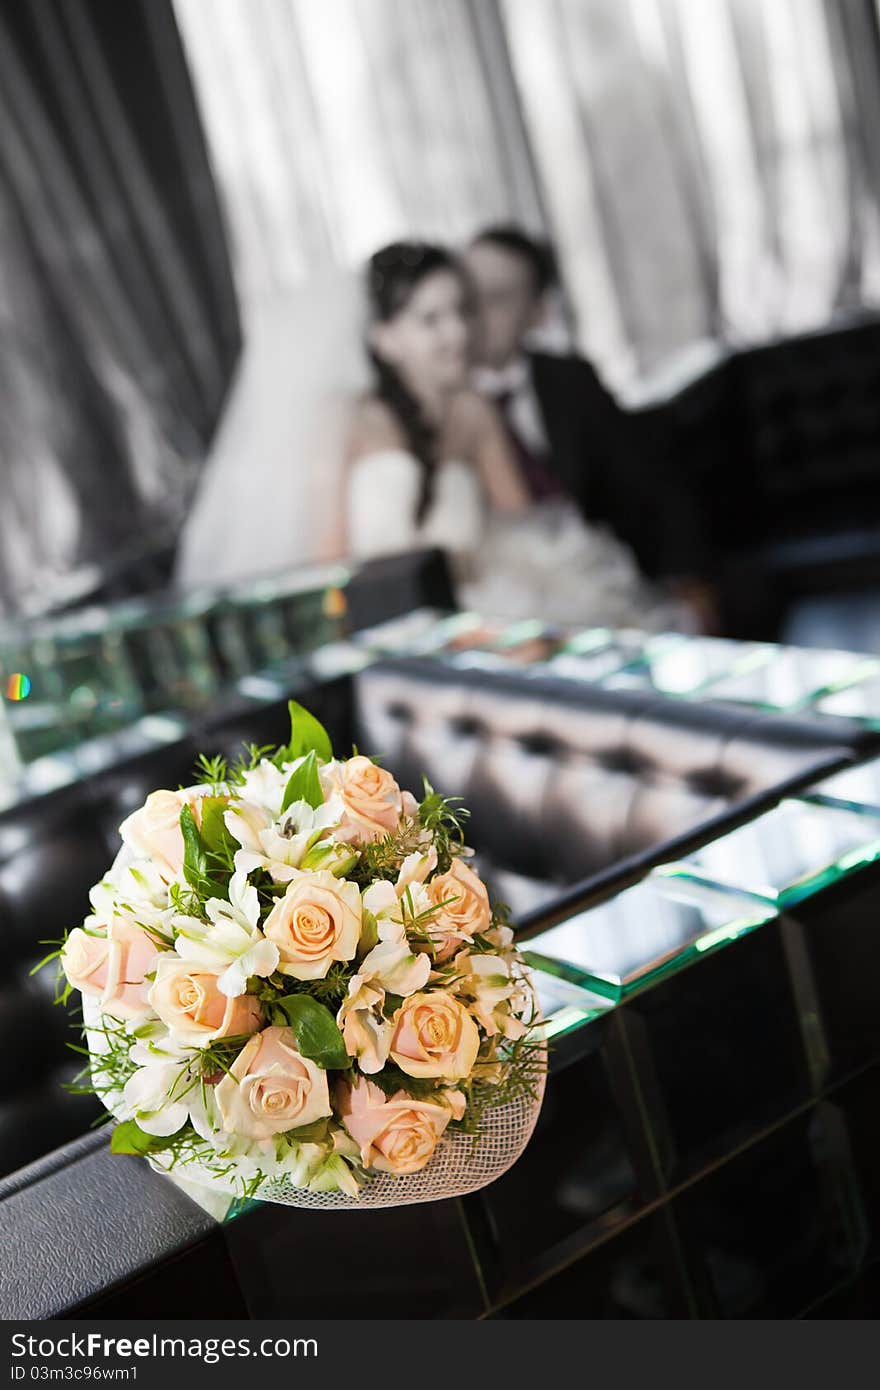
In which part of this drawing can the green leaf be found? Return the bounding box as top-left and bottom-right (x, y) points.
(382, 992), (405, 1020)
(356, 910), (379, 962)
(111, 1120), (182, 1156)
(275, 994), (349, 1070)
(285, 700), (333, 764)
(300, 840), (357, 877)
(199, 796), (234, 855)
(282, 1118), (331, 1144)
(281, 749), (323, 814)
(371, 1064), (440, 1101)
(180, 804), (209, 892)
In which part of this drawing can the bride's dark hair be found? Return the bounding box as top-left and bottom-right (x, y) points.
(366, 241), (467, 524)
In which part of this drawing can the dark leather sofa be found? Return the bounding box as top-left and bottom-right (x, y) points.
(651, 315), (880, 638)
(1, 658), (876, 1193)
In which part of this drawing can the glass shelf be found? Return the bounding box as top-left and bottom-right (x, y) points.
(697, 647), (880, 711)
(602, 637), (773, 698)
(545, 646), (643, 684)
(799, 757), (880, 817)
(527, 963), (616, 1033)
(521, 877), (777, 1001)
(811, 677), (880, 724)
(657, 799), (880, 907)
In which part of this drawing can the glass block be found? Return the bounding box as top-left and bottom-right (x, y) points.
(350, 606), (450, 654)
(812, 677), (880, 724)
(527, 964), (615, 1040)
(618, 921), (811, 1186)
(544, 645), (642, 684)
(489, 1211), (692, 1318)
(465, 1035), (648, 1294)
(521, 877), (776, 1000)
(224, 1196), (485, 1318)
(698, 646), (879, 711)
(659, 801), (880, 906)
(559, 626), (618, 655)
(821, 1068), (880, 1263)
(782, 863), (880, 1083)
(672, 1111), (858, 1317)
(606, 637), (772, 698)
(800, 757), (880, 816)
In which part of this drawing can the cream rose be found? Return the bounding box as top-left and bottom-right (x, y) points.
(62, 918), (160, 1021)
(215, 1026), (332, 1140)
(320, 756), (406, 845)
(337, 1076), (462, 1174)
(148, 956), (262, 1045)
(62, 928), (110, 998)
(425, 857), (490, 962)
(389, 989), (480, 1080)
(119, 789), (204, 881)
(263, 870), (361, 979)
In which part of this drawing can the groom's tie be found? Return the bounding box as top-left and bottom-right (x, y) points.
(495, 388), (564, 502)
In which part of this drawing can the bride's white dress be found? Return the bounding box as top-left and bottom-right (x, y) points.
(348, 449), (681, 630)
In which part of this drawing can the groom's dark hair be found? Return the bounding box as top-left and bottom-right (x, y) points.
(470, 224), (559, 296)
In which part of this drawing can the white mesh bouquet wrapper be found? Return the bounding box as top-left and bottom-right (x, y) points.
(152, 1038), (545, 1210)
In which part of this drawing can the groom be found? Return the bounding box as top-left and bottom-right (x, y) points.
(465, 225), (717, 630)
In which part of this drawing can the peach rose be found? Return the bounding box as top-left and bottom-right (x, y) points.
(337, 1076), (461, 1174)
(389, 989), (480, 1080)
(320, 756), (406, 845)
(263, 870), (361, 979)
(215, 1026), (332, 1139)
(62, 928), (110, 998)
(148, 956), (262, 1046)
(425, 858), (490, 962)
(119, 789), (203, 881)
(62, 918), (160, 1021)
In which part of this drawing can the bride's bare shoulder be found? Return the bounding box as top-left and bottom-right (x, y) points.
(346, 395), (406, 461)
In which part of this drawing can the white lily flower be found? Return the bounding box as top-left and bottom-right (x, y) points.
(223, 799), (272, 857)
(236, 759), (290, 817)
(357, 938), (431, 997)
(451, 951), (529, 1040)
(173, 871), (279, 996)
(230, 796), (346, 883)
(122, 1061), (191, 1136)
(337, 979), (394, 1074)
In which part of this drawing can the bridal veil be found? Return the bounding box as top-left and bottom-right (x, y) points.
(174, 268), (370, 589)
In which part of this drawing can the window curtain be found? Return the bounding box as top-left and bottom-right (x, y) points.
(172, 0), (546, 311)
(501, 0), (880, 396)
(0, 0), (241, 618)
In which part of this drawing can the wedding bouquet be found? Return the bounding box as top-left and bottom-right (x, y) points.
(54, 702), (544, 1208)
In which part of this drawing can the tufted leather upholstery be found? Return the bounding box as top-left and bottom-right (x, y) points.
(352, 659), (876, 916)
(0, 658), (873, 1180)
(659, 317), (880, 635)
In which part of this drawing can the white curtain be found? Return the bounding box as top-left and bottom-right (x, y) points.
(501, 0), (880, 397)
(173, 0), (544, 305)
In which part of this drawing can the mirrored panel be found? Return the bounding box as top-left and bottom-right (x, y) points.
(602, 637), (772, 697)
(812, 677), (880, 724)
(800, 756), (880, 816)
(521, 876), (776, 1000)
(698, 646), (880, 711)
(659, 800), (880, 906)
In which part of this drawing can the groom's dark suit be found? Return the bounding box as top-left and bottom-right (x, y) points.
(527, 351), (708, 581)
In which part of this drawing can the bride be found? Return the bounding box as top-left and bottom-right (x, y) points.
(345, 241), (680, 630)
